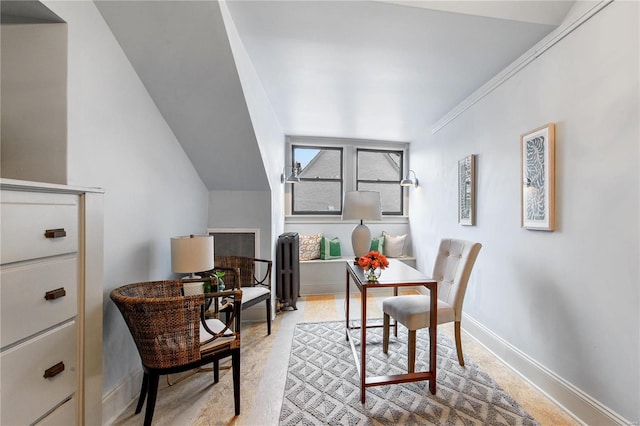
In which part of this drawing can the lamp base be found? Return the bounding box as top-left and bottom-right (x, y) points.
(182, 274), (204, 296)
(352, 223), (372, 258)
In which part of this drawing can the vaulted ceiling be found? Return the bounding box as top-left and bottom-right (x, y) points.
(95, 1), (574, 190)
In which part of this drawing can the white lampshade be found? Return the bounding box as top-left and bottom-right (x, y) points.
(171, 235), (214, 274)
(342, 191), (382, 221)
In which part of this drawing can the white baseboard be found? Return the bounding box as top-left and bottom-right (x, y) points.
(102, 367), (143, 425)
(462, 314), (632, 426)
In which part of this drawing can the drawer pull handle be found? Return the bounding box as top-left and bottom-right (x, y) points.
(45, 228), (67, 239)
(45, 287), (66, 300)
(43, 361), (65, 379)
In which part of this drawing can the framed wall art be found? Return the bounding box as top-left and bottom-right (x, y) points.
(458, 154), (476, 226)
(521, 123), (555, 231)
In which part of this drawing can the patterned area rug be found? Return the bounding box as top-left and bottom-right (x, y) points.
(279, 321), (539, 426)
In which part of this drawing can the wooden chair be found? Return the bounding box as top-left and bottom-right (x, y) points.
(204, 256), (272, 335)
(382, 239), (482, 370)
(110, 277), (242, 426)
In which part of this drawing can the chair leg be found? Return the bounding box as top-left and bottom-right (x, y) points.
(143, 373), (159, 426)
(408, 330), (416, 373)
(213, 359), (220, 383)
(135, 371), (149, 414)
(382, 314), (390, 354)
(266, 298), (272, 335)
(232, 349), (241, 415)
(455, 321), (465, 366)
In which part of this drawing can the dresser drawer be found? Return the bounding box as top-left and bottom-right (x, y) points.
(1, 191), (78, 264)
(1, 256), (78, 348)
(1, 321), (77, 426)
(35, 396), (76, 426)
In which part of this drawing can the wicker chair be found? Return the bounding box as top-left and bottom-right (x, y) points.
(110, 277), (242, 426)
(203, 256), (272, 335)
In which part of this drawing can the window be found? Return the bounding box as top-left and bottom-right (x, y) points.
(356, 149), (403, 215)
(291, 145), (343, 215)
(287, 137), (408, 216)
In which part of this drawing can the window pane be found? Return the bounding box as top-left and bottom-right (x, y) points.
(358, 150), (402, 181)
(358, 182), (402, 214)
(294, 147), (342, 179)
(293, 181), (342, 214)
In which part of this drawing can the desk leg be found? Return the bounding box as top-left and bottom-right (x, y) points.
(393, 287), (398, 337)
(360, 286), (367, 403)
(429, 285), (437, 395)
(345, 270), (350, 340)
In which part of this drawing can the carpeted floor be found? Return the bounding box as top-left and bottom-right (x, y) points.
(280, 321), (540, 426)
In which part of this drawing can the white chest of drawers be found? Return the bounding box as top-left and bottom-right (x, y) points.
(0, 179), (103, 425)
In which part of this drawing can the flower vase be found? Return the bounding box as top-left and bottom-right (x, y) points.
(365, 267), (382, 282)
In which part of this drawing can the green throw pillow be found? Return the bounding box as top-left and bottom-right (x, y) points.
(320, 236), (341, 259)
(369, 236), (384, 254)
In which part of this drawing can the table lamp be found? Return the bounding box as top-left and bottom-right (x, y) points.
(171, 235), (214, 295)
(342, 191), (382, 259)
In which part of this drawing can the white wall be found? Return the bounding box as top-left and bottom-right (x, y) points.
(1, 23), (68, 184)
(42, 1), (209, 420)
(409, 2), (638, 423)
(208, 190), (272, 259)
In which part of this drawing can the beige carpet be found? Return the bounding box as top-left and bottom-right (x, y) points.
(279, 321), (540, 425)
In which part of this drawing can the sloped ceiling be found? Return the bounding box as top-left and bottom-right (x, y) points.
(96, 0), (574, 190)
(95, 0), (270, 191)
(0, 0), (65, 23)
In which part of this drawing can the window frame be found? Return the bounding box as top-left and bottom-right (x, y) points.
(291, 145), (344, 215)
(286, 136), (409, 217)
(356, 148), (404, 215)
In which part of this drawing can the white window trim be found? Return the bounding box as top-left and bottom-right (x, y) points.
(285, 135), (410, 217)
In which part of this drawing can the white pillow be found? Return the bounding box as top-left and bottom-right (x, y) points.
(299, 233), (322, 260)
(382, 231), (407, 258)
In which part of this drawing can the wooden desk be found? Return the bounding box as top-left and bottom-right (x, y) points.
(345, 259), (438, 403)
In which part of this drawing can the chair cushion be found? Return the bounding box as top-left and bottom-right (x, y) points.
(241, 286), (270, 304)
(199, 318), (236, 351)
(382, 295), (455, 330)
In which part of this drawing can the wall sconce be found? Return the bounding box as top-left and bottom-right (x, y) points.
(400, 170), (419, 188)
(281, 162), (302, 184)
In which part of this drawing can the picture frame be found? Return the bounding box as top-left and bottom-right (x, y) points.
(521, 123), (555, 231)
(458, 154), (476, 226)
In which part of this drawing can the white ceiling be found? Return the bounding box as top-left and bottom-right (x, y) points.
(94, 0), (574, 190)
(224, 0), (573, 142)
(377, 1), (574, 25)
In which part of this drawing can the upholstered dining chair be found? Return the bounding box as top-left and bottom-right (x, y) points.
(204, 256), (272, 335)
(382, 239), (482, 370)
(110, 278), (242, 426)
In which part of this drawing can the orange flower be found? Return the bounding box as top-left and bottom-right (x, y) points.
(358, 256), (371, 268)
(358, 250), (389, 270)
